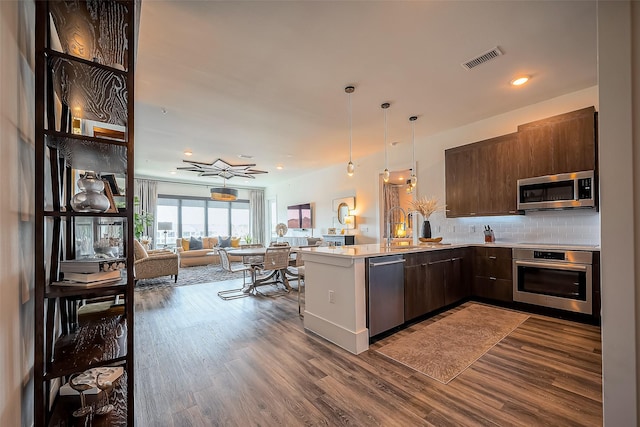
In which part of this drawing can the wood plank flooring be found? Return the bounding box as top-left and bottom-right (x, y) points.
(134, 279), (602, 426)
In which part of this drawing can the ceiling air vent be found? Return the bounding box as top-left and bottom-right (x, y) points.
(461, 47), (503, 70)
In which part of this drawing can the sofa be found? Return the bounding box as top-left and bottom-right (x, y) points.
(175, 237), (244, 268)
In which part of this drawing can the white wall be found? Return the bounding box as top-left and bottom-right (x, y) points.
(267, 86), (600, 246)
(598, 1), (639, 424)
(0, 1), (35, 426)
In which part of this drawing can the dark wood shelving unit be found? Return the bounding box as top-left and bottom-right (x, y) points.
(35, 1), (137, 425)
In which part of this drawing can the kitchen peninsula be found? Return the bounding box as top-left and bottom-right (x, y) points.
(300, 242), (600, 355)
(300, 243), (462, 354)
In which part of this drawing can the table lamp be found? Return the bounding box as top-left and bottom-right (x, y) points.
(158, 222), (173, 247)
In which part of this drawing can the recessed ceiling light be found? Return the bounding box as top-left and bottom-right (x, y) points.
(276, 165), (284, 170)
(390, 141), (400, 147)
(511, 76), (529, 86)
(184, 150), (193, 156)
(398, 176), (404, 181)
(170, 170), (177, 175)
(238, 154), (253, 159)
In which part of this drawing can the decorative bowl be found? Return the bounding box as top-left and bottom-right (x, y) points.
(419, 237), (443, 243)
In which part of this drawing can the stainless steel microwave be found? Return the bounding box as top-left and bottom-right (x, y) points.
(517, 170), (596, 210)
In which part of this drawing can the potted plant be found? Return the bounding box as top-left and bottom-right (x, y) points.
(409, 196), (443, 239)
(133, 196), (154, 240)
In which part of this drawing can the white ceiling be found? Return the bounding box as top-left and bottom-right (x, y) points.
(134, 0), (597, 188)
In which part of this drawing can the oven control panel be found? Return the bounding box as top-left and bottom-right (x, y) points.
(533, 251), (565, 261)
(513, 248), (593, 265)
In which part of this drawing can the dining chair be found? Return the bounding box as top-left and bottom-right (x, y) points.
(216, 248), (253, 300)
(250, 246), (291, 296)
(286, 251), (305, 315)
(240, 243), (265, 266)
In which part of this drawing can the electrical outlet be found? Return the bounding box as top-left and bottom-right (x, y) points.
(470, 225), (476, 233)
(328, 290), (335, 304)
(360, 226), (369, 232)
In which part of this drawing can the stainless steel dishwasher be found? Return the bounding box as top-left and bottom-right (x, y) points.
(367, 255), (405, 337)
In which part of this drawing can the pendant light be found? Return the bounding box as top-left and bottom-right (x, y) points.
(210, 177), (238, 201)
(409, 116), (418, 188)
(382, 102), (390, 183)
(345, 85), (355, 176)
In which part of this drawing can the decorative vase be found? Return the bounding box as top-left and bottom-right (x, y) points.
(70, 171), (110, 213)
(421, 220), (432, 239)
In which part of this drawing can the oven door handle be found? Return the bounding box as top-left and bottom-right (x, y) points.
(514, 260), (589, 272)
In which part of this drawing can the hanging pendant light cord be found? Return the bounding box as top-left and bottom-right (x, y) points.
(349, 91), (352, 163)
(384, 107), (388, 168)
(411, 119), (415, 171)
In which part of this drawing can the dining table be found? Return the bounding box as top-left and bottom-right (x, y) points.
(227, 246), (301, 291)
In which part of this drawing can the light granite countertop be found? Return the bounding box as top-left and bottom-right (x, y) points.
(299, 241), (600, 259)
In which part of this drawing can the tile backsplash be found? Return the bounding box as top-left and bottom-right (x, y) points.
(431, 209), (600, 245)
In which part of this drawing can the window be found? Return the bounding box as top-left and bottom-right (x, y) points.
(207, 201), (229, 236)
(156, 198), (178, 246)
(181, 199), (206, 238)
(156, 195), (250, 243)
(231, 202), (249, 237)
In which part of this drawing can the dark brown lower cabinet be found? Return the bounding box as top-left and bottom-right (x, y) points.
(404, 249), (470, 322)
(472, 246), (513, 303)
(444, 249), (470, 305)
(472, 276), (513, 302)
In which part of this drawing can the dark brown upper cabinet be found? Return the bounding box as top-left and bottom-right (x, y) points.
(445, 107), (597, 218)
(517, 106), (597, 177)
(446, 133), (519, 217)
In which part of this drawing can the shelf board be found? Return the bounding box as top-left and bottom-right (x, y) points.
(45, 129), (128, 146)
(46, 280), (129, 299)
(49, 369), (128, 427)
(47, 315), (128, 379)
(44, 211), (128, 218)
(46, 133), (127, 173)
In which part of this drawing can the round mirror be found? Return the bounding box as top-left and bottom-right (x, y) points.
(337, 202), (350, 225)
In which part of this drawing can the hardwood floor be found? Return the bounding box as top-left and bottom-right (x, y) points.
(134, 279), (602, 426)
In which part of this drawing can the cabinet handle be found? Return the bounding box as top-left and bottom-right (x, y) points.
(489, 276), (497, 280)
(428, 259), (450, 266)
(421, 263), (427, 267)
(488, 256), (497, 260)
(450, 257), (462, 262)
(470, 212), (476, 215)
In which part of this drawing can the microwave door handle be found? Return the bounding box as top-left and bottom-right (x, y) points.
(514, 260), (588, 272)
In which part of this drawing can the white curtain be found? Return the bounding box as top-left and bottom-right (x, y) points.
(134, 179), (157, 239)
(383, 184), (401, 238)
(249, 189), (265, 244)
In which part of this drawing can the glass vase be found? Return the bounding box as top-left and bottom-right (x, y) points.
(70, 171), (110, 213)
(421, 220), (432, 239)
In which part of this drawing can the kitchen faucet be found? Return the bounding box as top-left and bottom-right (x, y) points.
(386, 206), (407, 247)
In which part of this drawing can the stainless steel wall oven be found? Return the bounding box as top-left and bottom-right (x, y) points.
(513, 248), (593, 315)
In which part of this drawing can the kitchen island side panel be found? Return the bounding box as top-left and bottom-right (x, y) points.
(303, 254), (369, 354)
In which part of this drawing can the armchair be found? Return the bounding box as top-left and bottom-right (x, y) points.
(133, 239), (179, 283)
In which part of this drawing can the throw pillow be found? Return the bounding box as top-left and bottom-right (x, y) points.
(189, 236), (203, 250)
(218, 236), (231, 248)
(181, 238), (190, 251)
(133, 239), (149, 259)
(230, 237), (241, 248)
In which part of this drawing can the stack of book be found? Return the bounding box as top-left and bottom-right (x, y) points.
(53, 258), (126, 288)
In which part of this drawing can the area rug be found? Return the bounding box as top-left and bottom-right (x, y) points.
(134, 263), (248, 291)
(376, 304), (529, 384)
